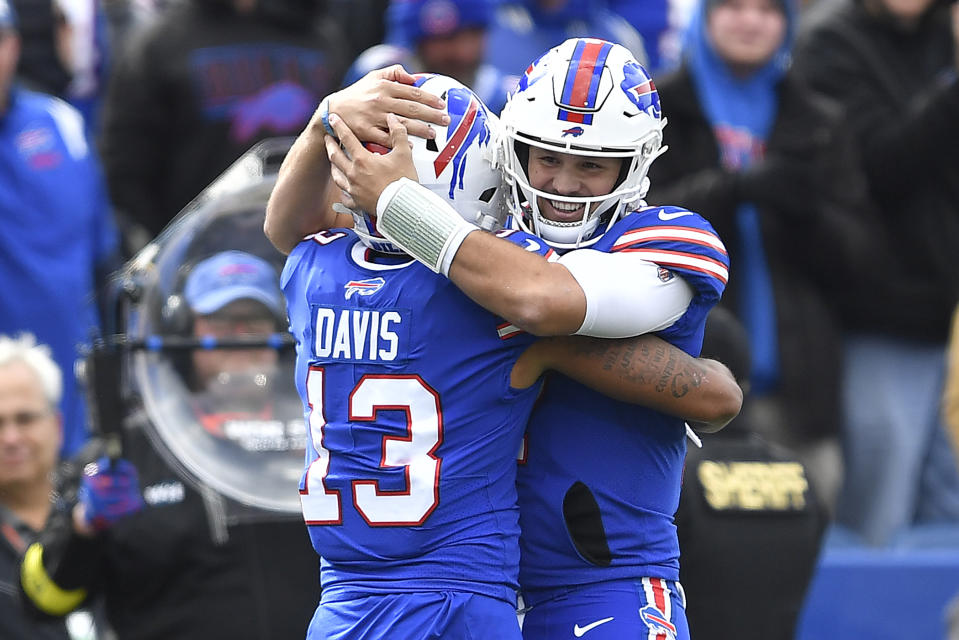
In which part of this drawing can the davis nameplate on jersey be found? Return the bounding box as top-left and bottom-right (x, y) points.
(311, 304), (410, 364)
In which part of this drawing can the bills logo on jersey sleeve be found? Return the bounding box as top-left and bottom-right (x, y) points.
(621, 60), (661, 119)
(556, 38), (615, 125)
(657, 266), (675, 282)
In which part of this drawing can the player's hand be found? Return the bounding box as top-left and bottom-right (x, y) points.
(75, 457), (145, 535)
(326, 65), (450, 148)
(325, 113), (418, 214)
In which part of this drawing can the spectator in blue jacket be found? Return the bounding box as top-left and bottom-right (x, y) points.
(0, 0), (119, 457)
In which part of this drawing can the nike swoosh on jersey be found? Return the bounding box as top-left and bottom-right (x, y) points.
(573, 616), (615, 637)
(658, 210), (693, 221)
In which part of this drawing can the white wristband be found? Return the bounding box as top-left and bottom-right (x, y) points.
(375, 177), (478, 275)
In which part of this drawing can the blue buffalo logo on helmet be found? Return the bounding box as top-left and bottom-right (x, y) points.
(517, 52), (548, 93)
(561, 126), (585, 138)
(382, 72), (491, 200)
(621, 60), (661, 119)
(434, 86), (491, 198)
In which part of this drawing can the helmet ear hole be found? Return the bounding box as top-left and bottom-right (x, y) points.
(426, 138), (438, 153)
(514, 141), (530, 176)
(615, 158), (631, 190)
(479, 187), (497, 203)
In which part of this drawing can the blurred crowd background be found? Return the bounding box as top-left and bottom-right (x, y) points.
(1, 0), (958, 638)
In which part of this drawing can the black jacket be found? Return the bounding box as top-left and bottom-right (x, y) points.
(647, 66), (875, 439)
(19, 431), (321, 640)
(1, 505), (74, 640)
(792, 0), (959, 341)
(98, 0), (348, 239)
(677, 427), (827, 640)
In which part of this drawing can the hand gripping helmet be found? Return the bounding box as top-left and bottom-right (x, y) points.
(351, 73), (508, 254)
(497, 37), (666, 249)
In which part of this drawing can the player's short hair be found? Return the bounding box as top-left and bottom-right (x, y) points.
(0, 333), (63, 406)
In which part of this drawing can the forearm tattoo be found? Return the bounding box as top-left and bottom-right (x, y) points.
(578, 337), (706, 398)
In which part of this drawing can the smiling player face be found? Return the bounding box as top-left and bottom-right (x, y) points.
(526, 146), (621, 223)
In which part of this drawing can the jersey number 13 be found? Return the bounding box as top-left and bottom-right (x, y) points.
(300, 366), (443, 526)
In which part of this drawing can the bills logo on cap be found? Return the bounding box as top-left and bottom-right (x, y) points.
(420, 0), (459, 36)
(561, 126), (584, 138)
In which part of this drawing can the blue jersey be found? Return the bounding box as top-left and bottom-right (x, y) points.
(517, 205), (728, 595)
(0, 87), (118, 456)
(282, 230), (547, 605)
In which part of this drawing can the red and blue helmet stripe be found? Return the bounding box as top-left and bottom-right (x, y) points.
(557, 39), (615, 125)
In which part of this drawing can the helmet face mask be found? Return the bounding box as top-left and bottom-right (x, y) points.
(497, 38), (667, 250)
(351, 73), (508, 253)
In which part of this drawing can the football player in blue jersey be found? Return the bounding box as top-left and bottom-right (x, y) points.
(320, 40), (728, 640)
(276, 72), (739, 640)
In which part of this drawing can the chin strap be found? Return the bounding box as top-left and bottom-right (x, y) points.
(375, 178), (479, 276)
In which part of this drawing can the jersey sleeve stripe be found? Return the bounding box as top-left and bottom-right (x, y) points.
(618, 248), (729, 284)
(497, 322), (524, 340)
(613, 227), (728, 255)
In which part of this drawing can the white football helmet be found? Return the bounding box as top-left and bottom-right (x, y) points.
(497, 38), (667, 249)
(351, 73), (508, 254)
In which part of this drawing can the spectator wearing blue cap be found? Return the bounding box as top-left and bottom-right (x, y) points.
(345, 0), (517, 114)
(181, 251), (286, 408)
(18, 249), (322, 640)
(0, 0), (120, 458)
